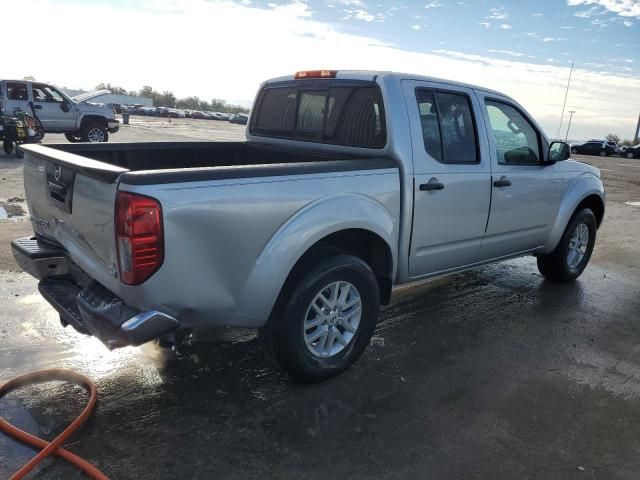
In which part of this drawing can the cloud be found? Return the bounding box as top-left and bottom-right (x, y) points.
(531, 12), (544, 16)
(624, 19), (634, 25)
(573, 6), (601, 17)
(411, 24), (422, 30)
(498, 23), (513, 29)
(353, 9), (375, 21)
(2, 0), (638, 139)
(425, 1), (442, 8)
(488, 49), (525, 57)
(567, 0), (640, 18)
(542, 36), (567, 41)
(486, 7), (508, 19)
(478, 21), (491, 28)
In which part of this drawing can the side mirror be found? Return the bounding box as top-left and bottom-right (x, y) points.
(61, 101), (70, 113)
(547, 141), (570, 163)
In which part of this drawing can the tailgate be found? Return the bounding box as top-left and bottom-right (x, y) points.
(21, 144), (127, 291)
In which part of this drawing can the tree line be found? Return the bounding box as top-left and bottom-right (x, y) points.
(95, 83), (249, 113)
(606, 133), (637, 146)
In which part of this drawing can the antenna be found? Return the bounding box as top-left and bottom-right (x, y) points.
(565, 110), (576, 142)
(556, 61), (574, 140)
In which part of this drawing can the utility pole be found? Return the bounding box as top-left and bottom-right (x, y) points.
(635, 113), (640, 143)
(565, 110), (576, 142)
(556, 61), (574, 141)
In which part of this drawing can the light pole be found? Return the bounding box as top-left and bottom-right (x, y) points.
(565, 110), (576, 142)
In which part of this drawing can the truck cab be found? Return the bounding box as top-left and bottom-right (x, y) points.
(0, 80), (119, 142)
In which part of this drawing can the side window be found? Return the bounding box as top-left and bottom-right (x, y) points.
(415, 89), (478, 164)
(33, 84), (65, 103)
(6, 82), (28, 101)
(485, 100), (541, 165)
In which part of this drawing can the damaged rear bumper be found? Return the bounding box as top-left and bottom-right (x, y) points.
(11, 237), (178, 349)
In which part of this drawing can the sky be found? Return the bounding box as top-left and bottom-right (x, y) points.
(4, 0), (640, 140)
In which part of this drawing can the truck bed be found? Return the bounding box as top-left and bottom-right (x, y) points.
(19, 141), (400, 332)
(33, 141), (392, 184)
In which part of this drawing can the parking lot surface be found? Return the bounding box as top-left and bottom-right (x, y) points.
(1, 120), (639, 479)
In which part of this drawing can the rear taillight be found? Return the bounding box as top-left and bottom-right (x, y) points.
(115, 191), (163, 285)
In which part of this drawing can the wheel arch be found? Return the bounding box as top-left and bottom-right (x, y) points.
(80, 115), (108, 129)
(543, 173), (605, 253)
(236, 193), (398, 326)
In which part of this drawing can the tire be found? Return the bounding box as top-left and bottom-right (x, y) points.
(628, 152), (634, 159)
(571, 148), (577, 154)
(599, 150), (607, 157)
(267, 254), (380, 382)
(537, 209), (597, 282)
(3, 141), (14, 155)
(64, 132), (83, 143)
(81, 122), (108, 142)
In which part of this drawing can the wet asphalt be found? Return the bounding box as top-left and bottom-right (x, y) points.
(1, 129), (639, 479)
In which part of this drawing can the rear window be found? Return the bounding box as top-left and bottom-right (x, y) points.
(250, 82), (386, 148)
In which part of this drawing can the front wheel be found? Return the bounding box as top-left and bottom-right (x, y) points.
(537, 209), (597, 282)
(82, 122), (109, 142)
(267, 254), (380, 382)
(3, 141), (14, 155)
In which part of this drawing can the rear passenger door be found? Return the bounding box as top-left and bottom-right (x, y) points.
(403, 80), (492, 277)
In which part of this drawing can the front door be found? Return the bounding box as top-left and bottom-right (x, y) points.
(403, 80), (492, 277)
(477, 93), (564, 259)
(31, 83), (76, 131)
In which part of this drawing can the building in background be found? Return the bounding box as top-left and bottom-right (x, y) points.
(62, 89), (153, 106)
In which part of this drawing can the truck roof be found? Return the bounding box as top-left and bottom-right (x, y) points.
(264, 70), (507, 97)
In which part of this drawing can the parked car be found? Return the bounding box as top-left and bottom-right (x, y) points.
(620, 144), (640, 159)
(0, 80), (119, 142)
(229, 113), (248, 125)
(570, 140), (616, 156)
(13, 70), (604, 382)
(190, 110), (209, 119)
(105, 103), (123, 114)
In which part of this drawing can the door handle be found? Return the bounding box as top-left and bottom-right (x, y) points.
(32, 104), (42, 110)
(493, 177), (511, 188)
(420, 179), (445, 191)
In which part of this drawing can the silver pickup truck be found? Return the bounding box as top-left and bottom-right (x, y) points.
(0, 80), (119, 142)
(12, 70), (605, 382)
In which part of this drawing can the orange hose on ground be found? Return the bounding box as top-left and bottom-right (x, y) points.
(0, 369), (109, 480)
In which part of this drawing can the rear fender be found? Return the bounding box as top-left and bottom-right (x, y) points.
(237, 193), (397, 326)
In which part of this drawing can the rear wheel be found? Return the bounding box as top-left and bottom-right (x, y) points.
(628, 152), (635, 159)
(64, 132), (83, 143)
(81, 122), (108, 142)
(571, 147), (577, 154)
(267, 254), (380, 382)
(599, 150), (607, 157)
(537, 209), (597, 282)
